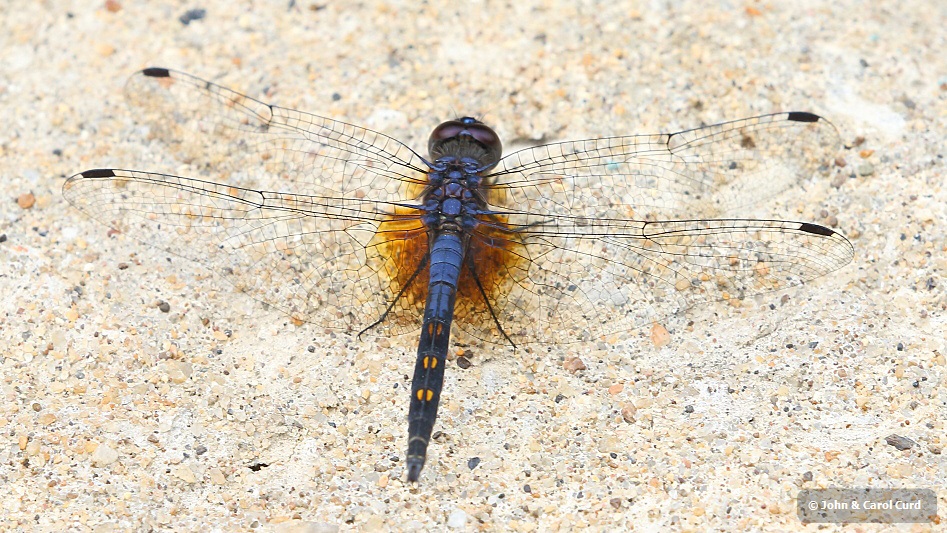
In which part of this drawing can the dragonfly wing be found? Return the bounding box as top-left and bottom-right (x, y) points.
(124, 68), (430, 202)
(455, 216), (853, 344)
(63, 169), (428, 335)
(489, 112), (840, 220)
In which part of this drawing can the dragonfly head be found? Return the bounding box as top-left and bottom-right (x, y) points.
(428, 117), (502, 170)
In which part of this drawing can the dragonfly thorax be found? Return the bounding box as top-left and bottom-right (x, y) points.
(421, 159), (487, 234)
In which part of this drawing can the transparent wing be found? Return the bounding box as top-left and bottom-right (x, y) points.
(455, 216), (854, 343)
(124, 67), (430, 201)
(489, 112), (840, 221)
(63, 169), (429, 335)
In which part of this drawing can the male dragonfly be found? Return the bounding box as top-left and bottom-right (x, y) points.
(64, 68), (854, 482)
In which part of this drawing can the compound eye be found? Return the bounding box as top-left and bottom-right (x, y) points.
(428, 119), (502, 167)
(429, 121), (468, 145)
(465, 123), (501, 155)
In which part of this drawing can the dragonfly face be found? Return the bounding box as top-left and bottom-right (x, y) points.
(64, 68), (854, 483)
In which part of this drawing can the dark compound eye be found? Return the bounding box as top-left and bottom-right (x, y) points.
(428, 119), (502, 168)
(466, 125), (501, 154)
(428, 121), (468, 146)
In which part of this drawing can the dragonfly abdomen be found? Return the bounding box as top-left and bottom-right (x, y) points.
(406, 231), (465, 482)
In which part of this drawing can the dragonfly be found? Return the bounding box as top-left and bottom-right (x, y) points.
(64, 67), (854, 482)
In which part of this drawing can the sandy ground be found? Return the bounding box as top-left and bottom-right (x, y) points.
(1, 0), (945, 531)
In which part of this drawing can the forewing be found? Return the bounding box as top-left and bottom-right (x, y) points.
(489, 112), (840, 222)
(63, 169), (427, 335)
(124, 68), (429, 201)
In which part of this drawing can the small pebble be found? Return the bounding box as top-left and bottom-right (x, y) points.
(91, 443), (119, 466)
(467, 457), (481, 470)
(650, 323), (670, 347)
(173, 465), (198, 483)
(18, 193), (36, 209)
(447, 509), (467, 529)
(857, 162), (874, 176)
(96, 43), (115, 57)
(165, 361), (193, 383)
(885, 434), (916, 451)
(179, 8), (206, 25)
(563, 357), (586, 373)
(158, 301), (171, 313)
(209, 468), (226, 485)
